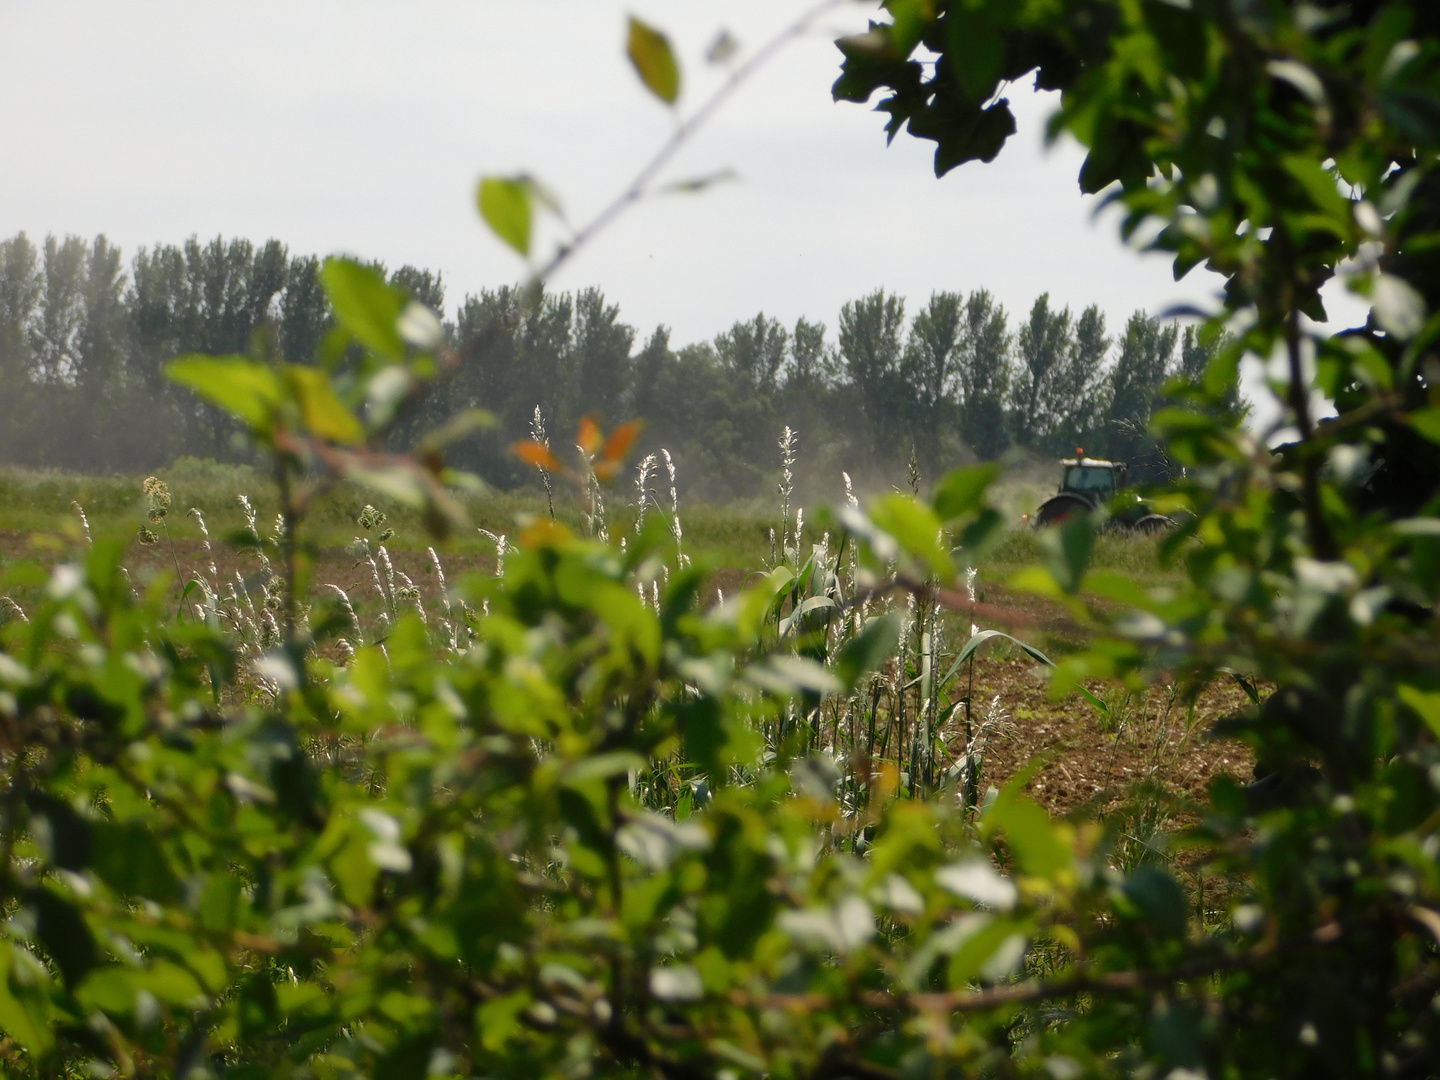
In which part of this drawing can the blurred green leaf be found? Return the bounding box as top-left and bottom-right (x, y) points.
(284, 365), (365, 445)
(1399, 684), (1440, 737)
(477, 176), (534, 257)
(1410, 407), (1440, 444)
(27, 887), (97, 987)
(835, 614), (901, 689)
(1039, 515), (1093, 594)
(0, 946), (53, 1054)
(90, 821), (182, 903)
(932, 463), (999, 521)
(1121, 866), (1187, 939)
(165, 355), (281, 433)
(321, 257), (408, 359)
(627, 17), (680, 104)
(985, 783), (1070, 879)
(869, 494), (953, 578)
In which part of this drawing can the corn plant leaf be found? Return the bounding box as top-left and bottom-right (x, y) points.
(627, 17), (680, 104)
(166, 355), (282, 434)
(477, 176), (533, 257)
(943, 630), (1109, 716)
(321, 257), (407, 359)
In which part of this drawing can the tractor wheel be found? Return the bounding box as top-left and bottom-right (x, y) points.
(1034, 493), (1093, 527)
(1133, 514), (1175, 535)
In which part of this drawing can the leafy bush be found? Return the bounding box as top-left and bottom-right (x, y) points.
(4, 3), (1440, 1078)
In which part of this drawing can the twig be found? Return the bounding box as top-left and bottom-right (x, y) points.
(532, 0), (846, 284)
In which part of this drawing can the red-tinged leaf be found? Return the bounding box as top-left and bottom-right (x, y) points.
(513, 441), (565, 473)
(593, 460), (621, 483)
(577, 416), (603, 455)
(602, 419), (644, 462)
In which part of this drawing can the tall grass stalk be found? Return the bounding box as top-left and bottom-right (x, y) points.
(531, 405), (556, 521)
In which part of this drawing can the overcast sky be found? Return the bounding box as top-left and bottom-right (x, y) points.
(0, 1), (1364, 393)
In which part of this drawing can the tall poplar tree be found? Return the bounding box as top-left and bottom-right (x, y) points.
(902, 291), (963, 473)
(838, 288), (907, 464)
(954, 289), (1011, 460)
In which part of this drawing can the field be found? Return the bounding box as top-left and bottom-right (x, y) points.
(0, 458), (1253, 832)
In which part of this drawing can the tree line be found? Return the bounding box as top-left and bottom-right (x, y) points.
(0, 230), (1234, 498)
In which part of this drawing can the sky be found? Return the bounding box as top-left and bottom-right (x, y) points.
(0, 0), (1366, 414)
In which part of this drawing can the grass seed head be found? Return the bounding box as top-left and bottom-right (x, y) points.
(358, 504), (388, 531)
(71, 502), (92, 546)
(142, 475), (171, 512)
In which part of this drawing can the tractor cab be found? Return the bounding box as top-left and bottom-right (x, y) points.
(1035, 450), (1169, 531)
(1059, 457), (1127, 498)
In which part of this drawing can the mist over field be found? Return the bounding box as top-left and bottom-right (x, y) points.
(0, 229), (1229, 503)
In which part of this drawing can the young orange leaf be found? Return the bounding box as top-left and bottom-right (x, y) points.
(602, 419), (644, 463)
(513, 440), (565, 473)
(577, 416), (603, 455)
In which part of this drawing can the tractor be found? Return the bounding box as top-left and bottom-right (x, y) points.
(1033, 451), (1173, 532)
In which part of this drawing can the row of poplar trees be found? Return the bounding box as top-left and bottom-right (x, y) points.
(0, 231), (1226, 499)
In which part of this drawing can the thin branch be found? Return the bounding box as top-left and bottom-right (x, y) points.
(533, 0), (846, 284)
(1284, 307), (1338, 559)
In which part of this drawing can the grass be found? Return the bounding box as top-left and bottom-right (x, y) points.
(0, 459), (780, 570)
(985, 528), (1174, 580)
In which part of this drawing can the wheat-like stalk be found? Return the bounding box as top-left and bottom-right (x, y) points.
(951, 694), (1017, 814)
(965, 566), (980, 637)
(237, 495), (274, 580)
(427, 547), (452, 619)
(324, 583), (363, 648)
(660, 449), (686, 567)
(71, 501), (91, 547)
(531, 405), (556, 520)
(478, 529), (509, 578)
(379, 546), (398, 598)
(635, 453), (657, 534)
(0, 597), (28, 624)
(777, 427), (797, 553)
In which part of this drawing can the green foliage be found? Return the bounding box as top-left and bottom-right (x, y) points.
(476, 178), (533, 259)
(626, 17), (681, 105)
(4, 3), (1440, 1076)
